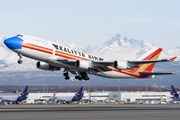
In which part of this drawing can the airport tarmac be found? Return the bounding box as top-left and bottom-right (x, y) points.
(0, 107), (180, 120)
(0, 103), (179, 110)
(0, 104), (180, 120)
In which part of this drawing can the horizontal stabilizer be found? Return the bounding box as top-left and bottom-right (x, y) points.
(139, 72), (175, 75)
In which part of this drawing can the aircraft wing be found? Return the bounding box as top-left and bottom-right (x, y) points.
(54, 58), (113, 71)
(127, 57), (177, 68)
(52, 56), (177, 73)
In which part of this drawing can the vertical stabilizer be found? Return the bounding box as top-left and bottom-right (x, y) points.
(21, 86), (29, 96)
(171, 85), (179, 99)
(137, 47), (163, 72)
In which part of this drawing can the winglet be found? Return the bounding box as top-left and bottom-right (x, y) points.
(169, 57), (177, 61)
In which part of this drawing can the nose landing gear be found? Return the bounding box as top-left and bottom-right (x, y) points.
(17, 54), (23, 64)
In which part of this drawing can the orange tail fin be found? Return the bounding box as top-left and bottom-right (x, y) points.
(137, 47), (163, 72)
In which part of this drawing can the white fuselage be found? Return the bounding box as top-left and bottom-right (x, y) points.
(0, 95), (18, 103)
(55, 96), (74, 102)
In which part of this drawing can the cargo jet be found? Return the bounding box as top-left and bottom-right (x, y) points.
(3, 34), (176, 80)
(0, 86), (29, 104)
(49, 87), (83, 104)
(170, 85), (180, 101)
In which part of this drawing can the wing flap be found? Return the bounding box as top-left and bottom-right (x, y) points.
(128, 59), (169, 65)
(139, 72), (175, 75)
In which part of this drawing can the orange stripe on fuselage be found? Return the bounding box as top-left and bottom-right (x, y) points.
(22, 43), (53, 54)
(21, 43), (89, 60)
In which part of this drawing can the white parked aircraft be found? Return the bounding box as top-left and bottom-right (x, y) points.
(0, 86), (28, 104)
(3, 34), (176, 80)
(50, 87), (83, 104)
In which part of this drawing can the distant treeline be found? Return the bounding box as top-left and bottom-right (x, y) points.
(0, 85), (178, 93)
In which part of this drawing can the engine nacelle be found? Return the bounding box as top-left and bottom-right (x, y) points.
(75, 60), (90, 70)
(36, 61), (60, 71)
(113, 61), (128, 70)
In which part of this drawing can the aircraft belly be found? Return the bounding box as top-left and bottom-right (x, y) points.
(95, 71), (136, 79)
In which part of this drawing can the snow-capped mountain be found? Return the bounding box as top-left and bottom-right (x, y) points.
(0, 33), (179, 72)
(83, 34), (157, 60)
(166, 46), (180, 59)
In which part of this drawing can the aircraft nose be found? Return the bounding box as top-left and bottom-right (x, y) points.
(4, 36), (23, 49)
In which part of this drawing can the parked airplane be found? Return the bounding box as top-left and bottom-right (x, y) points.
(50, 87), (84, 104)
(170, 85), (180, 101)
(0, 86), (29, 104)
(3, 34), (176, 80)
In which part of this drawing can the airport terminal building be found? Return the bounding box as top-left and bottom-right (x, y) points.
(21, 91), (172, 104)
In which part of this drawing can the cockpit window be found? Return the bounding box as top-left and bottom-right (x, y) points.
(17, 34), (23, 37)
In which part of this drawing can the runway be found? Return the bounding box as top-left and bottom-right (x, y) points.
(0, 104), (180, 120)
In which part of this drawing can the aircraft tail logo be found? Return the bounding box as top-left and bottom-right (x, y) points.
(20, 86), (29, 97)
(137, 47), (162, 72)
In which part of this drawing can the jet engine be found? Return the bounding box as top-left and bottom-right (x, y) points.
(75, 60), (90, 70)
(113, 61), (128, 70)
(36, 61), (60, 71)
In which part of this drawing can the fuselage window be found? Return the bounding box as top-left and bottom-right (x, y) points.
(64, 47), (67, 52)
(52, 44), (58, 50)
(59, 46), (63, 51)
(71, 50), (74, 54)
(82, 53), (85, 57)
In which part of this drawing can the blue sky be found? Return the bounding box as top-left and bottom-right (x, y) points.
(0, 0), (180, 49)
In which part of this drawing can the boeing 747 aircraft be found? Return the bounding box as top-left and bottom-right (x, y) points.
(3, 34), (176, 80)
(0, 86), (29, 104)
(50, 87), (84, 104)
(170, 85), (180, 101)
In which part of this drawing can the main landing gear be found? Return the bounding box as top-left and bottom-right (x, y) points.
(63, 71), (89, 81)
(75, 72), (89, 81)
(63, 71), (70, 80)
(17, 54), (23, 64)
